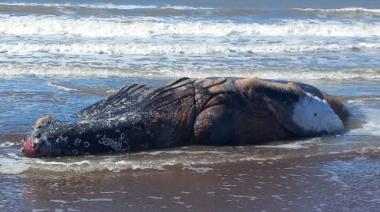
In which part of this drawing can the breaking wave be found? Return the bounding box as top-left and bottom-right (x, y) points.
(1, 42), (379, 55)
(2, 2), (380, 18)
(293, 7), (380, 15)
(1, 66), (380, 80)
(0, 2), (211, 10)
(1, 16), (380, 38)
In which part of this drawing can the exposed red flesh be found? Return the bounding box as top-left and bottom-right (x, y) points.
(22, 138), (37, 157)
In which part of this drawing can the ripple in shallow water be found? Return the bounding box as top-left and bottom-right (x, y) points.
(1, 133), (380, 175)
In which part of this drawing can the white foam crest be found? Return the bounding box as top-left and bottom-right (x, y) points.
(0, 156), (30, 174)
(348, 97), (380, 104)
(182, 165), (213, 173)
(135, 150), (228, 156)
(294, 7), (380, 14)
(1, 16), (380, 38)
(0, 142), (15, 148)
(0, 149), (272, 174)
(47, 81), (78, 92)
(349, 107), (380, 136)
(1, 66), (380, 80)
(258, 143), (307, 149)
(1, 42), (380, 55)
(0, 2), (211, 10)
(257, 138), (321, 149)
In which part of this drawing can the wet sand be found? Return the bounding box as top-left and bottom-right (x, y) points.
(2, 151), (380, 212)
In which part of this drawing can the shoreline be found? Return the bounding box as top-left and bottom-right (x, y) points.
(1, 151), (379, 211)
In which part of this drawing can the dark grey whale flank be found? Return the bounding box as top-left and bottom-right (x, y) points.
(22, 77), (349, 157)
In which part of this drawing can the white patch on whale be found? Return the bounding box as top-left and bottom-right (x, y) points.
(292, 92), (344, 134)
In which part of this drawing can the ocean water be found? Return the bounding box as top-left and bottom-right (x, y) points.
(1, 0), (380, 211)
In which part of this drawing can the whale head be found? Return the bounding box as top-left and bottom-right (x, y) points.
(234, 77), (347, 137)
(291, 92), (344, 135)
(21, 115), (64, 157)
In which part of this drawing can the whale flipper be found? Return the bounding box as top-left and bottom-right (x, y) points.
(77, 84), (152, 120)
(142, 77), (195, 112)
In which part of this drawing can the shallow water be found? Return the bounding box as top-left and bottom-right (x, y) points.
(2, 153), (380, 211)
(1, 0), (380, 211)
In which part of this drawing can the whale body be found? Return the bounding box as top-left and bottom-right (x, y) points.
(22, 77), (349, 157)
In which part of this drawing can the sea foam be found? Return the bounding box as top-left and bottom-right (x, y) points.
(293, 7), (380, 15)
(0, 2), (211, 11)
(1, 16), (380, 38)
(0, 149), (272, 175)
(349, 107), (380, 137)
(1, 42), (379, 55)
(1, 66), (380, 80)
